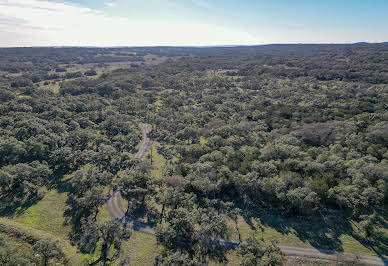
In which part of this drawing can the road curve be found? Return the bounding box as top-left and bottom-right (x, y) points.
(106, 123), (151, 226)
(106, 123), (387, 266)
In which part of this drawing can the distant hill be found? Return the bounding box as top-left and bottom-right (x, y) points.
(353, 42), (388, 45)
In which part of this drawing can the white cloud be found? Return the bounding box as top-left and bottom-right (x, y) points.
(104, 2), (116, 8)
(0, 0), (261, 46)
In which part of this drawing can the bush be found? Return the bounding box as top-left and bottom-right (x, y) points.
(84, 69), (97, 76)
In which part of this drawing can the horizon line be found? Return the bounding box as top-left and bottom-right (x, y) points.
(1, 42), (387, 49)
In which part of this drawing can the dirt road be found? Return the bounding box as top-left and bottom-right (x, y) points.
(106, 123), (151, 228)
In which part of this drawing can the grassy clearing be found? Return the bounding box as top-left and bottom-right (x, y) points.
(0, 217), (88, 265)
(122, 231), (160, 266)
(146, 141), (166, 179)
(143, 54), (169, 65)
(61, 60), (143, 78)
(219, 251), (242, 266)
(98, 203), (112, 223)
(12, 189), (70, 238)
(7, 188), (161, 265)
(212, 248), (331, 266)
(7, 189), (89, 264)
(227, 216), (307, 246)
(38, 81), (60, 93)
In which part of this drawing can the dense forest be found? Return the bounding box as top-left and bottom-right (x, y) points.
(0, 44), (387, 265)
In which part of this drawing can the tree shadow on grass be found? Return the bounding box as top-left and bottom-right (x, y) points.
(348, 209), (388, 257)
(127, 204), (159, 226)
(240, 206), (387, 257)
(0, 195), (44, 217)
(355, 233), (388, 258)
(0, 169), (71, 218)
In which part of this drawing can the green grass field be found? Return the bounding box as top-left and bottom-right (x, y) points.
(0, 216), (88, 265)
(12, 189), (70, 238)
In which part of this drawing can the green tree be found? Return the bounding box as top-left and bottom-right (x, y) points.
(80, 220), (131, 265)
(33, 238), (65, 266)
(65, 166), (112, 232)
(0, 236), (33, 266)
(156, 207), (229, 264)
(118, 169), (152, 216)
(359, 212), (382, 243)
(238, 234), (285, 266)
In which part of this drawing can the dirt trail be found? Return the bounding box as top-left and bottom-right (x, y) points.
(106, 123), (150, 223)
(106, 123), (387, 266)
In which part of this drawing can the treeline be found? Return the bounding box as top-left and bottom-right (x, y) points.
(0, 47), (180, 74)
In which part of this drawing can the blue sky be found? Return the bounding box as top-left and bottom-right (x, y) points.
(0, 0), (387, 46)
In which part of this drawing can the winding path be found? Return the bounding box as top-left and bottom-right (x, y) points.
(106, 123), (154, 233)
(106, 123), (387, 266)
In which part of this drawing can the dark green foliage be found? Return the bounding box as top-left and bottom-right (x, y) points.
(0, 161), (52, 212)
(79, 219), (131, 265)
(118, 162), (153, 216)
(65, 71), (83, 79)
(358, 212), (383, 243)
(11, 78), (32, 88)
(84, 69), (98, 76)
(155, 250), (200, 266)
(0, 236), (34, 265)
(65, 166), (112, 234)
(155, 207), (229, 264)
(33, 238), (65, 266)
(238, 234), (285, 266)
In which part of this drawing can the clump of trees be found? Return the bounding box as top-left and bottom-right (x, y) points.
(155, 206), (229, 265)
(0, 236), (34, 265)
(79, 220), (131, 265)
(0, 236), (66, 265)
(84, 69), (97, 76)
(33, 238), (65, 266)
(238, 234), (285, 266)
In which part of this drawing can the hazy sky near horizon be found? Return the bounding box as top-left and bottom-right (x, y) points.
(0, 0), (387, 47)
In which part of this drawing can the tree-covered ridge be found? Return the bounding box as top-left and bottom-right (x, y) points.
(0, 44), (387, 264)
